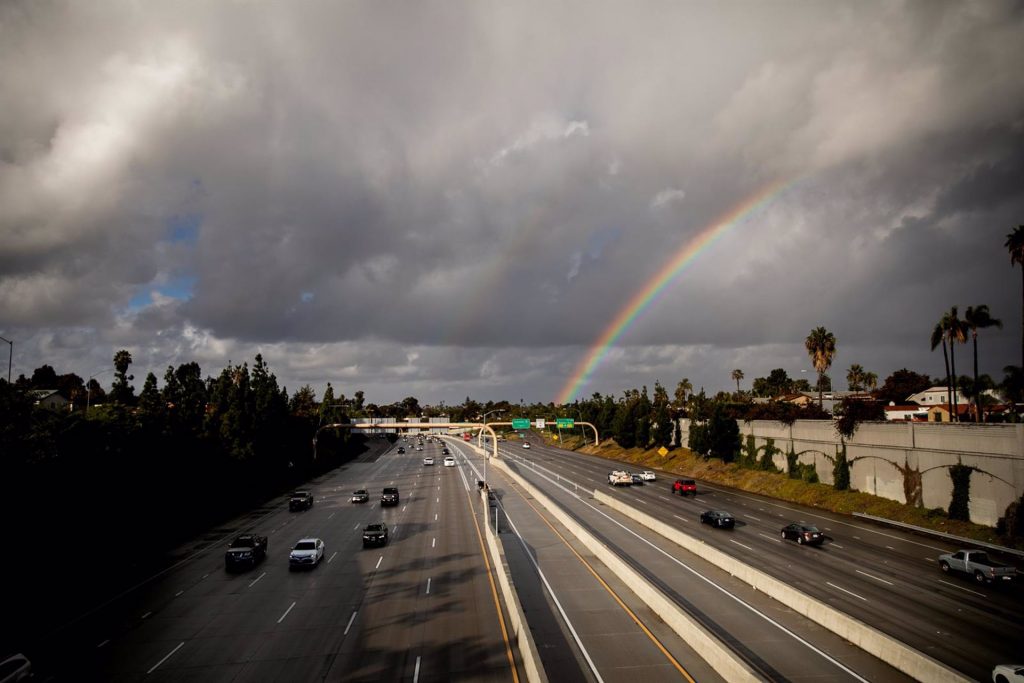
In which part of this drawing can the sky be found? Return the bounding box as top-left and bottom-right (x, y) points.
(1, 1), (1023, 406)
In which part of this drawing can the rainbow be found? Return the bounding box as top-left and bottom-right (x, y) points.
(555, 178), (794, 404)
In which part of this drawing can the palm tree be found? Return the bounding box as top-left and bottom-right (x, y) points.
(731, 369), (744, 394)
(930, 317), (953, 417)
(674, 378), (692, 409)
(964, 305), (1002, 422)
(1007, 226), (1024, 369)
(846, 364), (865, 392)
(805, 326), (837, 408)
(864, 371), (878, 392)
(943, 307), (969, 421)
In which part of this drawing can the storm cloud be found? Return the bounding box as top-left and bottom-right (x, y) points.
(1, 1), (1022, 403)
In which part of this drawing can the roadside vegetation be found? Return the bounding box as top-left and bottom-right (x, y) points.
(567, 437), (1024, 549)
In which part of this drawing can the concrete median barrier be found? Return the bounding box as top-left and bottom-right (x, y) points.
(593, 490), (971, 683)
(491, 458), (761, 683)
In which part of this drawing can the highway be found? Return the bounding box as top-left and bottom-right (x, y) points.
(489, 435), (1024, 682)
(28, 438), (520, 681)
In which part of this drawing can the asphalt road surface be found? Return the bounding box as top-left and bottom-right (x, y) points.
(27, 437), (521, 682)
(492, 435), (1024, 682)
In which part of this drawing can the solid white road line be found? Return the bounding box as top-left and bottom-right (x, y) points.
(730, 539), (755, 551)
(328, 551), (338, 564)
(426, 578), (431, 594)
(855, 569), (894, 586)
(248, 571), (266, 588)
(147, 641), (185, 674)
(826, 582), (867, 601)
(375, 556), (383, 569)
(277, 601), (297, 623)
(413, 655), (421, 683)
(937, 579), (987, 597)
(344, 610), (357, 635)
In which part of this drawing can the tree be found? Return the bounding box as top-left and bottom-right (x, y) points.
(731, 369), (744, 394)
(752, 368), (793, 398)
(863, 371), (878, 392)
(29, 365), (59, 389)
(1000, 365), (1024, 407)
(1006, 225), (1024, 368)
(804, 327), (837, 408)
(873, 369), (932, 405)
(290, 386), (318, 418)
(846, 364), (866, 392)
(942, 307), (969, 421)
(110, 349), (135, 405)
(138, 372), (163, 418)
(706, 404), (740, 462)
(964, 305), (1002, 422)
(815, 373), (832, 393)
(320, 383), (336, 423)
(634, 386), (652, 449)
(673, 378), (692, 410)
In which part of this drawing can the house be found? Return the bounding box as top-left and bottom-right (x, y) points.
(926, 403), (973, 422)
(29, 389), (69, 411)
(884, 403), (928, 421)
(906, 386), (965, 407)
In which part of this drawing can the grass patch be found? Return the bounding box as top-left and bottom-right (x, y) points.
(560, 438), (1018, 549)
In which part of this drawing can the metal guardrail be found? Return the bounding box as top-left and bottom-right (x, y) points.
(852, 512), (1024, 559)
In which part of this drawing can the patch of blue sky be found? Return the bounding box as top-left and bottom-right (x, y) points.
(128, 275), (197, 310)
(165, 213), (201, 244)
(300, 291), (315, 303)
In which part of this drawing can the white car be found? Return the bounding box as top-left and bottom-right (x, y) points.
(423, 456), (434, 465)
(641, 470), (657, 481)
(443, 455), (456, 467)
(289, 538), (324, 570)
(993, 665), (1024, 683)
(522, 442), (531, 449)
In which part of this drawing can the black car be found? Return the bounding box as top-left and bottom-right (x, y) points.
(225, 534), (268, 570)
(289, 490), (314, 511)
(381, 487), (400, 506)
(351, 489), (369, 503)
(699, 510), (735, 529)
(362, 522), (389, 547)
(441, 447), (450, 455)
(781, 523), (824, 545)
(630, 473), (645, 485)
(397, 447), (406, 454)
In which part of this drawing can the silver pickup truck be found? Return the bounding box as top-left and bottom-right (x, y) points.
(938, 549), (1016, 584)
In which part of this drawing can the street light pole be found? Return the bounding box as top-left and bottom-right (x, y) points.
(0, 335), (12, 384)
(477, 409), (505, 484)
(86, 369), (111, 413)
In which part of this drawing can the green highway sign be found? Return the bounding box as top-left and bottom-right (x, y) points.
(512, 418), (531, 430)
(556, 418), (575, 428)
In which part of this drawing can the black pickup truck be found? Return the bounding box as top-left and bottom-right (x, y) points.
(289, 490), (314, 511)
(225, 534), (268, 570)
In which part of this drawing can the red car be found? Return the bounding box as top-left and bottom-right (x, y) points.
(672, 479), (697, 496)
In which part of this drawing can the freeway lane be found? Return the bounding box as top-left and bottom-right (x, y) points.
(504, 437), (1024, 681)
(31, 438), (519, 681)
(448, 440), (725, 683)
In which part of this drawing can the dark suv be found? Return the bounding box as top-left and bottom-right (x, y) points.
(362, 523), (389, 547)
(289, 490), (314, 511)
(381, 487), (400, 506)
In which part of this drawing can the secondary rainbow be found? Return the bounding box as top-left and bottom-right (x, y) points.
(555, 178), (793, 404)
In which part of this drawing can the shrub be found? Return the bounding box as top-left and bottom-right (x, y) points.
(948, 464), (972, 521)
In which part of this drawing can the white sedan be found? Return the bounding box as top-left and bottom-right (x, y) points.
(641, 470), (657, 481)
(289, 538), (325, 570)
(443, 456), (456, 467)
(423, 456), (434, 466)
(993, 665), (1024, 683)
(522, 442), (531, 449)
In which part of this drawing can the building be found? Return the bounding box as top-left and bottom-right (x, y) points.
(884, 403), (928, 421)
(29, 389), (69, 411)
(906, 386), (965, 407)
(926, 403), (973, 422)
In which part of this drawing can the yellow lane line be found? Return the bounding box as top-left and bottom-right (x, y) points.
(463, 486), (521, 683)
(512, 482), (697, 683)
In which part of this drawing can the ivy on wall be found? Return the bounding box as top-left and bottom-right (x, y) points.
(948, 463), (973, 521)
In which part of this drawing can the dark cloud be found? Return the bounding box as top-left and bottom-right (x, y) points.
(1, 1), (1022, 403)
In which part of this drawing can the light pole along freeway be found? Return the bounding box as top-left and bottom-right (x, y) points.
(33, 438), (521, 682)
(497, 435), (1024, 682)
